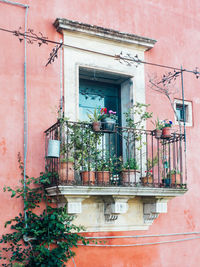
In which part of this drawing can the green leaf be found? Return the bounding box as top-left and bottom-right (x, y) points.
(11, 190), (16, 198)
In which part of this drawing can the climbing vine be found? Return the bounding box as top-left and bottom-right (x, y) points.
(0, 154), (88, 266)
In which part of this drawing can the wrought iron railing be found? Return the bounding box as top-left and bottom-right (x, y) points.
(44, 120), (186, 189)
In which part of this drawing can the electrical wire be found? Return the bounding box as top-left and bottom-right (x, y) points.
(72, 257), (76, 267)
(78, 236), (200, 247)
(84, 231), (200, 240)
(0, 26), (199, 75)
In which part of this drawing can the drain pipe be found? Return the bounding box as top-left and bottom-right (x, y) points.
(23, 4), (28, 224)
(0, 0), (28, 8)
(59, 39), (64, 117)
(0, 0), (29, 224)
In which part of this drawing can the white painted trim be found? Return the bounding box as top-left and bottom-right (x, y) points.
(174, 99), (193, 127)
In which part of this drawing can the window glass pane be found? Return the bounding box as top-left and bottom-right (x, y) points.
(79, 79), (120, 122)
(176, 104), (186, 121)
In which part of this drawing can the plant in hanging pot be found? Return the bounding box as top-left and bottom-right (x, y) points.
(87, 107), (104, 132)
(162, 120), (173, 138)
(100, 108), (118, 132)
(120, 158), (140, 185)
(152, 118), (165, 139)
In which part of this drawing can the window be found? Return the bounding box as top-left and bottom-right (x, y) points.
(176, 103), (187, 122)
(79, 68), (122, 123)
(54, 18), (155, 121)
(174, 99), (193, 127)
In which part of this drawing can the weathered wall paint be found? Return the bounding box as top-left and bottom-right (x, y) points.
(0, 0), (200, 266)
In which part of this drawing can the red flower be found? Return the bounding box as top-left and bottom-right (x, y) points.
(101, 107), (107, 114)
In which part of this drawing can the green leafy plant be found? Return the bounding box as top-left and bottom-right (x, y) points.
(163, 120), (173, 128)
(147, 155), (158, 171)
(122, 158), (139, 170)
(122, 102), (153, 161)
(124, 102), (153, 130)
(58, 120), (102, 171)
(0, 154), (88, 266)
(95, 154), (118, 173)
(168, 168), (181, 175)
(87, 107), (104, 122)
(152, 118), (165, 130)
(144, 155), (158, 176)
(60, 156), (74, 163)
(96, 157), (110, 171)
(99, 108), (118, 121)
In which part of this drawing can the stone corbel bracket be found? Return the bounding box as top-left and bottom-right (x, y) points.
(58, 195), (90, 214)
(103, 196), (130, 222)
(143, 197), (173, 225)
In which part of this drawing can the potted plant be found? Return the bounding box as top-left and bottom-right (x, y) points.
(100, 108), (117, 132)
(120, 158), (140, 185)
(141, 155), (158, 185)
(162, 120), (173, 138)
(152, 118), (165, 139)
(141, 170), (153, 185)
(96, 157), (111, 185)
(59, 156), (75, 184)
(80, 163), (96, 185)
(168, 169), (181, 185)
(87, 107), (104, 132)
(162, 176), (171, 187)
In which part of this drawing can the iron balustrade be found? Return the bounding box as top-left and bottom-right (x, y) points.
(44, 121), (186, 188)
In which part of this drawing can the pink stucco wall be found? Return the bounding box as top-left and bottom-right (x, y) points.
(0, 1), (200, 266)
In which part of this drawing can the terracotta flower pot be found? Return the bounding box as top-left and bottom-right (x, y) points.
(141, 176), (153, 185)
(96, 171), (110, 185)
(92, 121), (101, 131)
(154, 129), (162, 139)
(162, 127), (171, 138)
(121, 170), (140, 184)
(59, 161), (74, 184)
(171, 173), (181, 184)
(81, 171), (95, 185)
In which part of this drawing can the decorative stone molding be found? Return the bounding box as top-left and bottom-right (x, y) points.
(46, 186), (187, 232)
(103, 196), (130, 222)
(143, 197), (172, 225)
(54, 18), (157, 51)
(47, 186), (187, 198)
(58, 195), (90, 214)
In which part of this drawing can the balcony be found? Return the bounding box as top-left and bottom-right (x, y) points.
(44, 120), (187, 230)
(45, 120), (187, 190)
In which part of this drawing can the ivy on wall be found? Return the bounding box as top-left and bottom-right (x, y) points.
(0, 154), (88, 267)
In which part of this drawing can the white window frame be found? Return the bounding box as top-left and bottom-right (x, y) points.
(54, 19), (156, 122)
(174, 99), (193, 127)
